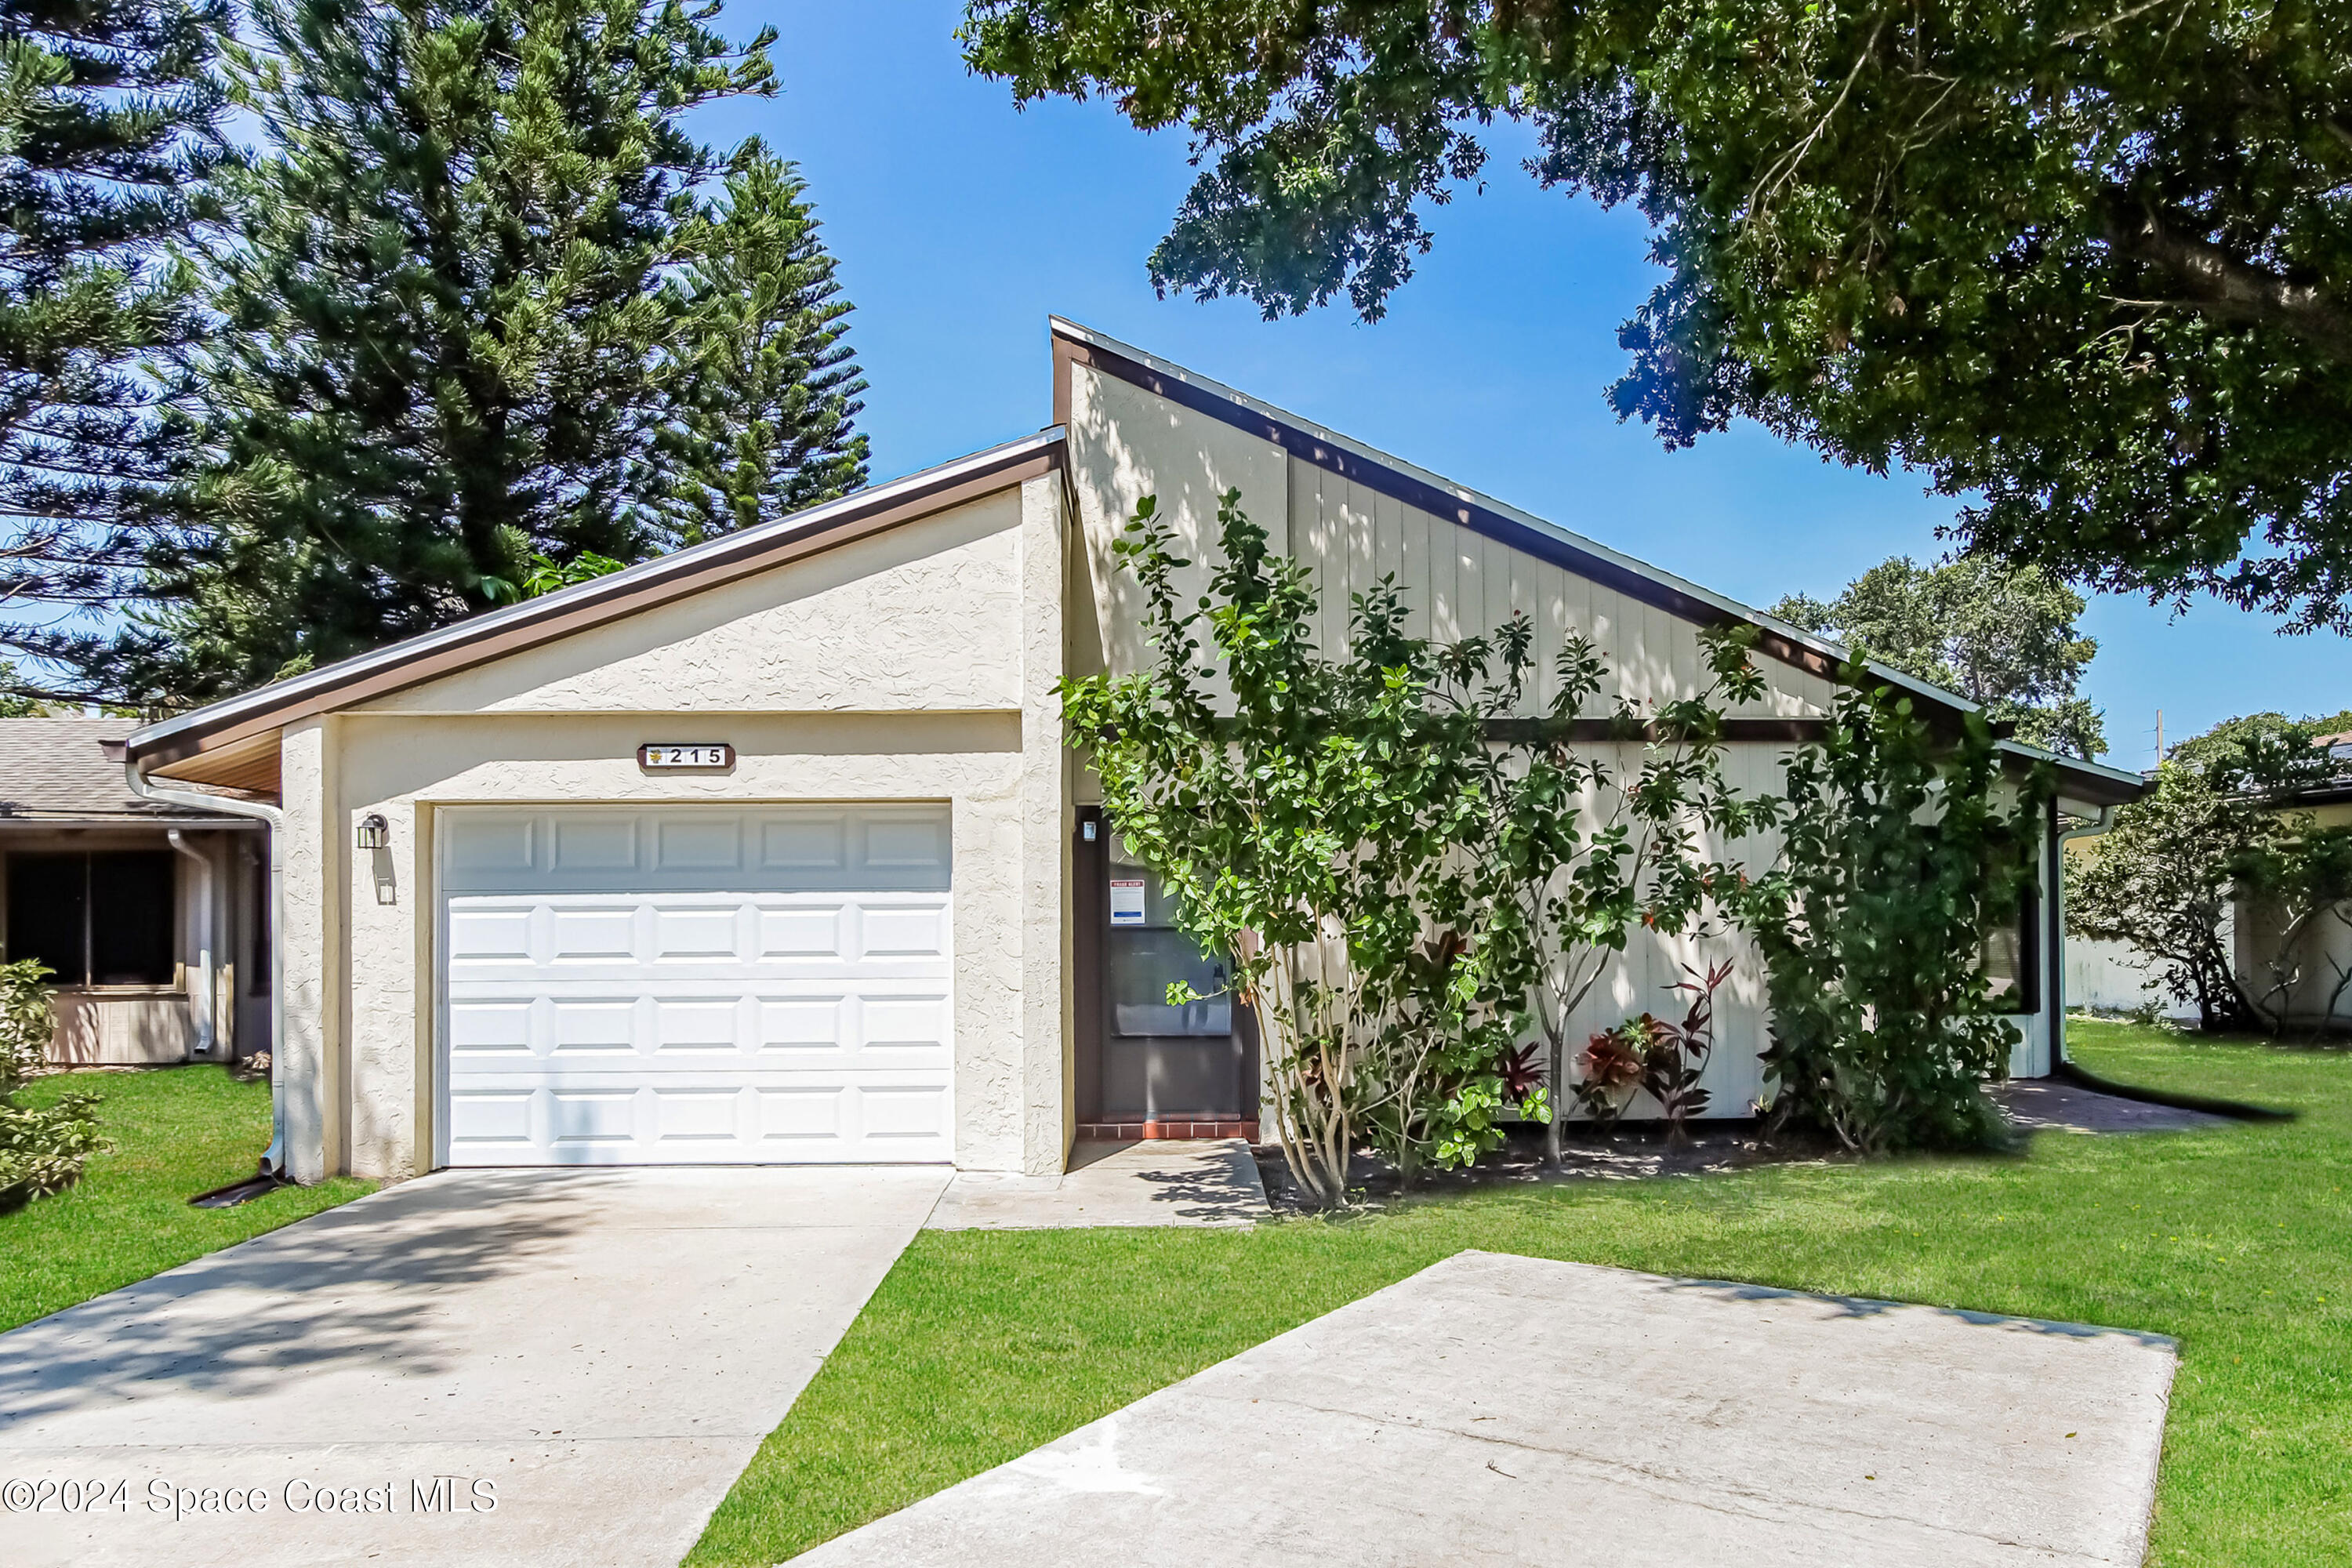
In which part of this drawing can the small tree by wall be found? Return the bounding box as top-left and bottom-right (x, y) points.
(1065, 492), (1543, 1203)
(1731, 681), (2050, 1153)
(1466, 625), (1768, 1167)
(2069, 713), (2347, 1035)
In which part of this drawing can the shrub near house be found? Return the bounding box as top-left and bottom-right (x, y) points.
(0, 959), (106, 1204)
(1070, 492), (2050, 1201)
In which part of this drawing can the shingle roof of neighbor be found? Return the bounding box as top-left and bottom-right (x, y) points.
(0, 717), (222, 822)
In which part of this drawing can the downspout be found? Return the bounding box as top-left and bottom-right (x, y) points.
(129, 759), (289, 1178)
(2050, 804), (2118, 1070)
(165, 829), (216, 1058)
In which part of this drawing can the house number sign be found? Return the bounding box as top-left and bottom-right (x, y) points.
(638, 742), (734, 769)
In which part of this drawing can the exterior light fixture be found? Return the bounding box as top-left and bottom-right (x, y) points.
(356, 812), (390, 851)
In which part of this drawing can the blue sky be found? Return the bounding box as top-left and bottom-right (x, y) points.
(706, 2), (2345, 769)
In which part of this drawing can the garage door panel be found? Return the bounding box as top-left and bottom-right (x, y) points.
(858, 1083), (953, 1143)
(441, 805), (953, 1165)
(858, 902), (949, 959)
(652, 906), (743, 960)
(653, 997), (741, 1054)
(651, 1087), (742, 1145)
(552, 815), (639, 873)
(550, 906), (636, 962)
(758, 906), (847, 958)
(447, 1089), (535, 1154)
(757, 996), (845, 1053)
(760, 815), (847, 872)
(448, 906), (535, 962)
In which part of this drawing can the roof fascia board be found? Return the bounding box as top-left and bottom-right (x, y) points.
(129, 433), (1065, 767)
(1998, 739), (2149, 807)
(1051, 318), (1991, 713)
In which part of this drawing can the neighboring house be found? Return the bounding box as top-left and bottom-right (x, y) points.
(2061, 731), (2352, 1033)
(2237, 731), (2352, 1031)
(0, 718), (270, 1064)
(118, 321), (2145, 1185)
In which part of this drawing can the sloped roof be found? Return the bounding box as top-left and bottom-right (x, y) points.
(0, 718), (245, 824)
(124, 431), (1067, 770)
(124, 319), (2146, 811)
(1051, 319), (2147, 810)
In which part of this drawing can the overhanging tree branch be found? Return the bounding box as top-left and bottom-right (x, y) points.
(2100, 192), (2352, 363)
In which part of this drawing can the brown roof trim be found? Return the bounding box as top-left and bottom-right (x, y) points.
(1054, 329), (1849, 687)
(129, 434), (1066, 768)
(1486, 717), (1833, 744)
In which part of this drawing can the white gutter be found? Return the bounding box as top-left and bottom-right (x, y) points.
(164, 829), (217, 1058)
(129, 760), (287, 1177)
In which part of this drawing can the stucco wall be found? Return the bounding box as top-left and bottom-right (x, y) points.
(362, 492), (1026, 716)
(269, 477), (1072, 1181)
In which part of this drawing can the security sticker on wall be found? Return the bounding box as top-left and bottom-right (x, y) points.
(1109, 877), (1147, 927)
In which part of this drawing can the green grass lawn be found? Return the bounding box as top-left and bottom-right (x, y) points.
(688, 1021), (2351, 1568)
(1, 1065), (372, 1334)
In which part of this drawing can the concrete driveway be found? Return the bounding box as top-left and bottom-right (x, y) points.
(0, 1165), (948, 1568)
(796, 1250), (2178, 1567)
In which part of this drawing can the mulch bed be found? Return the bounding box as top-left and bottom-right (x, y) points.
(1250, 1119), (1850, 1214)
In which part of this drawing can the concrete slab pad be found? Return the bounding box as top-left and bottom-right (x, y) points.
(1996, 1079), (2228, 1134)
(791, 1250), (2176, 1567)
(926, 1139), (1266, 1229)
(0, 1164), (947, 1568)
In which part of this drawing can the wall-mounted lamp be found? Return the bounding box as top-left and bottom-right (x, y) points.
(355, 812), (390, 851)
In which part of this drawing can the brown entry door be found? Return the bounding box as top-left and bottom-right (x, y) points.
(1081, 822), (1252, 1121)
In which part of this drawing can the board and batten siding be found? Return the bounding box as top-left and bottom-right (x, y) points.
(1067, 354), (2063, 1106)
(1285, 458), (1837, 720)
(1063, 356), (1926, 1119)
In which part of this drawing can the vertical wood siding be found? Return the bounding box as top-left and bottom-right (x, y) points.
(1067, 362), (2049, 1112)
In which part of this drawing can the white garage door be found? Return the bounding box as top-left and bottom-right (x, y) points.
(438, 805), (953, 1166)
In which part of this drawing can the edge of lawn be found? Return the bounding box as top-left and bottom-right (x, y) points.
(2, 1064), (372, 1334)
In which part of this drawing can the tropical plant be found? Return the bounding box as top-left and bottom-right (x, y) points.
(1642, 960), (1731, 1140)
(1470, 622), (1764, 1165)
(1573, 1022), (1649, 1131)
(1731, 677), (2049, 1152)
(1568, 960), (1730, 1142)
(119, 0), (864, 701)
(659, 143), (869, 545)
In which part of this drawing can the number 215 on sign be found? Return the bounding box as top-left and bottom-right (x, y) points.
(638, 743), (732, 769)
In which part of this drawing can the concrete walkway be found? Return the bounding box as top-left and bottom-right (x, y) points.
(793, 1250), (2179, 1568)
(1996, 1078), (2229, 1134)
(927, 1139), (1267, 1229)
(0, 1165), (947, 1568)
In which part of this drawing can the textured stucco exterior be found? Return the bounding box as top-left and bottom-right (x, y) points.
(263, 481), (1072, 1181)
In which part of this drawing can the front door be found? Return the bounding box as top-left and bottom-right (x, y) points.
(1076, 815), (1253, 1123)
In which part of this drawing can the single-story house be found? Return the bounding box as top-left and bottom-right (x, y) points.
(2, 717), (269, 1064)
(2241, 733), (2352, 1030)
(119, 321), (2146, 1184)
